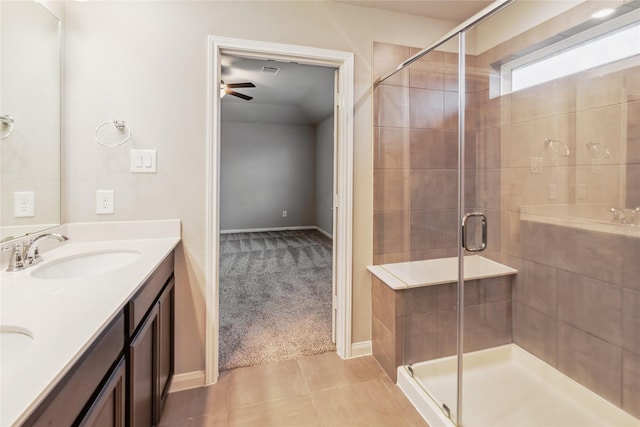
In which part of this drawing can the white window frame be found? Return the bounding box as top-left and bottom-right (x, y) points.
(501, 9), (640, 94)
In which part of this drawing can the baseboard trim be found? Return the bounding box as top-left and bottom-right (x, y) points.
(220, 226), (333, 239)
(315, 226), (333, 240)
(220, 226), (317, 234)
(350, 340), (372, 357)
(168, 370), (206, 393)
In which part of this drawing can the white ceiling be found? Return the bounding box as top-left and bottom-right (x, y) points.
(221, 55), (335, 126)
(333, 0), (494, 23)
(221, 1), (494, 126)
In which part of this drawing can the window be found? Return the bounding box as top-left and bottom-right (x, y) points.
(502, 10), (640, 93)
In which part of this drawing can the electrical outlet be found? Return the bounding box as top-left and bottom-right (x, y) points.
(96, 190), (115, 214)
(14, 191), (35, 217)
(282, 210), (287, 218)
(530, 157), (543, 173)
(577, 184), (587, 200)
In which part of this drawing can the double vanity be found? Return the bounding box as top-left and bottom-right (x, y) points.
(0, 220), (181, 427)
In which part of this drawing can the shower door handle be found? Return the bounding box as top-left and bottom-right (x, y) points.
(461, 212), (487, 252)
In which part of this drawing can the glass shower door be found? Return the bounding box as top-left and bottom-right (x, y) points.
(396, 33), (465, 425)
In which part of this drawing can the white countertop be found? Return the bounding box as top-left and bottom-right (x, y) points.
(368, 255), (517, 290)
(0, 220), (181, 427)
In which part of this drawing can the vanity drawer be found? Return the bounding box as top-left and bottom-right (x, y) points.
(24, 312), (125, 427)
(127, 252), (174, 336)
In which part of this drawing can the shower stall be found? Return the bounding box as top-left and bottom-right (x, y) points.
(371, 0), (640, 426)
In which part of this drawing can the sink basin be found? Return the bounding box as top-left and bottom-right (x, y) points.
(31, 250), (142, 280)
(1, 325), (34, 370)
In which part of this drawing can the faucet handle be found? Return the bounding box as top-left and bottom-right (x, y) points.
(630, 207), (640, 225)
(609, 207), (620, 222)
(2, 244), (25, 271)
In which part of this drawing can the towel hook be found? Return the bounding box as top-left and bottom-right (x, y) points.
(94, 120), (131, 147)
(1, 115), (15, 141)
(544, 138), (570, 157)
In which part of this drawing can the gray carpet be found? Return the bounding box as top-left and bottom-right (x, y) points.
(219, 229), (335, 371)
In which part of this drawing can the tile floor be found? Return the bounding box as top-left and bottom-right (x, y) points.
(159, 352), (429, 426)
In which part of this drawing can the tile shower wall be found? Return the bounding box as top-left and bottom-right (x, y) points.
(476, 1), (640, 417)
(371, 275), (512, 382)
(372, 0), (639, 418)
(373, 42), (477, 266)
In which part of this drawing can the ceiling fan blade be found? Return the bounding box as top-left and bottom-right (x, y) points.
(227, 90), (253, 101)
(225, 82), (255, 88)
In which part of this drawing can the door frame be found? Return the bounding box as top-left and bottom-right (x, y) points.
(205, 36), (354, 384)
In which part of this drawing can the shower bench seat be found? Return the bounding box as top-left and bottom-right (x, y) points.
(367, 255), (517, 381)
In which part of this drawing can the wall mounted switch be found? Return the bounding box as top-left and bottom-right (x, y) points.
(549, 184), (557, 200)
(530, 157), (543, 173)
(14, 192), (35, 218)
(96, 190), (115, 214)
(130, 149), (157, 173)
(282, 210), (287, 218)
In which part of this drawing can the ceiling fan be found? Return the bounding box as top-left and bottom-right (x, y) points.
(220, 80), (255, 100)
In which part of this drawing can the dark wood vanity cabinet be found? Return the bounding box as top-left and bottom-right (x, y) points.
(21, 251), (175, 427)
(127, 254), (175, 427)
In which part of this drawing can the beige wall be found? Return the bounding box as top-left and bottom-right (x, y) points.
(62, 1), (456, 375)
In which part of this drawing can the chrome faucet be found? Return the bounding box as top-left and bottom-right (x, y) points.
(609, 208), (626, 224)
(630, 207), (640, 226)
(2, 233), (69, 272)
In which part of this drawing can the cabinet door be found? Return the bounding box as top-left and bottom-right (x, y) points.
(157, 278), (175, 416)
(129, 305), (158, 427)
(78, 359), (126, 427)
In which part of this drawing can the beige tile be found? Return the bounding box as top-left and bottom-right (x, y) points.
(623, 350), (640, 419)
(469, 300), (513, 352)
(622, 235), (640, 292)
(404, 285), (438, 315)
(409, 129), (445, 170)
(374, 170), (407, 213)
(443, 51), (459, 93)
(160, 371), (230, 425)
(372, 315), (401, 382)
(409, 170), (444, 211)
(512, 257), (557, 317)
(557, 270), (622, 346)
(409, 48), (444, 91)
(509, 218), (559, 268)
(476, 127), (501, 169)
(160, 414), (228, 427)
(409, 210), (444, 252)
(228, 395), (319, 427)
(311, 378), (418, 427)
(410, 88), (444, 130)
(378, 85), (409, 128)
(557, 322), (622, 406)
(379, 375), (430, 427)
(376, 127), (409, 170)
(374, 211), (408, 256)
(556, 227), (624, 284)
(623, 288), (640, 355)
(513, 302), (557, 366)
(372, 275), (402, 330)
(476, 276), (512, 304)
(437, 308), (458, 357)
(373, 42), (410, 87)
(575, 69), (624, 112)
(228, 359), (309, 409)
(298, 352), (384, 392)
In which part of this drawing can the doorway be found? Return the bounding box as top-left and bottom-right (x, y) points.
(206, 36), (354, 384)
(219, 55), (336, 370)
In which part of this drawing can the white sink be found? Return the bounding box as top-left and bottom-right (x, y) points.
(1, 326), (34, 370)
(31, 250), (142, 280)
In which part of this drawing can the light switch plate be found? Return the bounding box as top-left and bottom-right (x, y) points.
(130, 149), (157, 173)
(14, 191), (35, 217)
